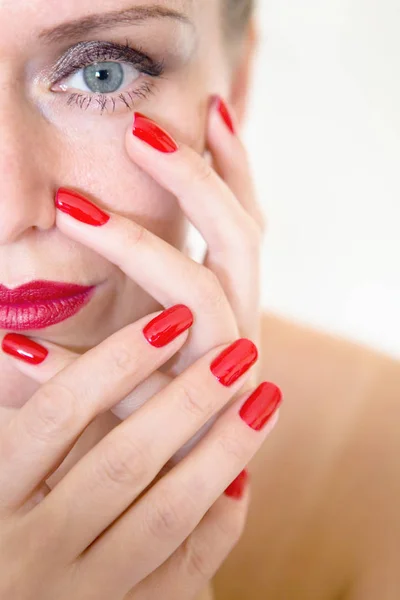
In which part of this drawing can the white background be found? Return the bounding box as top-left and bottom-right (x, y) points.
(243, 0), (400, 358)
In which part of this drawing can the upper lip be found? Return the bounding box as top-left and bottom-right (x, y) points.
(0, 281), (96, 304)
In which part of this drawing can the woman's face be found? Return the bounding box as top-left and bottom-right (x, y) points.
(0, 0), (233, 352)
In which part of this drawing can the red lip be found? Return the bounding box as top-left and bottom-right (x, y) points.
(0, 280), (97, 331)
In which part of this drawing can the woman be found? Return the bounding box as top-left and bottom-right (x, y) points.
(0, 0), (398, 598)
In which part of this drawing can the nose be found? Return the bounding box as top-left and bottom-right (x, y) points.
(0, 92), (57, 245)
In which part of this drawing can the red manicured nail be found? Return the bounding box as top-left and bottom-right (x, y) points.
(224, 469), (249, 500)
(143, 304), (194, 348)
(132, 113), (178, 153)
(210, 339), (258, 387)
(55, 188), (110, 226)
(213, 95), (236, 134)
(1, 333), (48, 365)
(239, 382), (283, 431)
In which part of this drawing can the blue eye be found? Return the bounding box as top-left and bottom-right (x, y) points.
(49, 41), (165, 113)
(59, 61), (140, 94)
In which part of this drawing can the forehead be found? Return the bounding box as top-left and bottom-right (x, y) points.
(0, 0), (222, 80)
(0, 0), (204, 30)
(0, 0), (220, 65)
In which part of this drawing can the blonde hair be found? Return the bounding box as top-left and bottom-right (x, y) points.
(223, 0), (254, 38)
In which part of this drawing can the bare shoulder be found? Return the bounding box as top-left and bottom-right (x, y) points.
(214, 313), (400, 600)
(194, 584), (215, 600)
(259, 311), (399, 392)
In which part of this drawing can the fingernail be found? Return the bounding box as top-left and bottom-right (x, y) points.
(224, 469), (249, 500)
(212, 95), (236, 134)
(55, 188), (110, 226)
(143, 304), (194, 348)
(132, 113), (179, 153)
(210, 339), (258, 387)
(239, 382), (283, 431)
(1, 333), (48, 365)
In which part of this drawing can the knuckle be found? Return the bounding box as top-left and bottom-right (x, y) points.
(195, 268), (227, 313)
(120, 221), (147, 251)
(217, 432), (247, 463)
(29, 381), (77, 440)
(198, 266), (220, 290)
(218, 504), (248, 546)
(242, 215), (264, 252)
(108, 341), (140, 378)
(192, 153), (214, 186)
(180, 501), (248, 581)
(183, 536), (215, 580)
(98, 435), (149, 488)
(175, 377), (214, 421)
(145, 484), (194, 540)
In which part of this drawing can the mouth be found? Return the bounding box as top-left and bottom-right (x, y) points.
(0, 280), (97, 331)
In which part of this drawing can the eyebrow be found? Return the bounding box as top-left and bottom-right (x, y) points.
(39, 4), (192, 44)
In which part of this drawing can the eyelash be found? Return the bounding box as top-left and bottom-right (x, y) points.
(50, 40), (165, 114)
(65, 81), (157, 114)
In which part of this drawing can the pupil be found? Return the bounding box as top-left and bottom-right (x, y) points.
(83, 62), (124, 94)
(96, 70), (109, 81)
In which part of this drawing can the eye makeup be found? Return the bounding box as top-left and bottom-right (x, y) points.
(48, 40), (165, 84)
(46, 39), (165, 114)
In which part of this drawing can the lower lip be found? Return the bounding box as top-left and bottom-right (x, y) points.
(0, 287), (97, 331)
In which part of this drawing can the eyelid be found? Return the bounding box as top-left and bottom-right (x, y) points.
(48, 39), (165, 85)
(44, 39), (165, 115)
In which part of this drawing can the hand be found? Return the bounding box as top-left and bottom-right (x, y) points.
(0, 311), (281, 599)
(58, 97), (266, 461)
(0, 97), (281, 599)
(4, 96), (267, 463)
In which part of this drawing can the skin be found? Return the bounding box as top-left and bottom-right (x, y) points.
(0, 0), (267, 598)
(215, 316), (400, 599)
(1, 0), (399, 599)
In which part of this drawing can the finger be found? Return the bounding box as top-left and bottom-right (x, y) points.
(1, 334), (77, 383)
(0, 401), (52, 511)
(204, 98), (265, 341)
(125, 110), (262, 340)
(55, 187), (238, 373)
(0, 305), (192, 511)
(77, 381), (282, 593)
(33, 338), (258, 560)
(128, 473), (250, 600)
(0, 331), (172, 421)
(126, 111), (261, 256)
(207, 96), (267, 233)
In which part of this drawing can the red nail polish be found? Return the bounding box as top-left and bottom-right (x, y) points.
(143, 304), (194, 348)
(1, 333), (48, 365)
(213, 95), (236, 134)
(210, 339), (258, 387)
(55, 188), (110, 226)
(239, 382), (283, 431)
(224, 469), (249, 500)
(132, 113), (178, 153)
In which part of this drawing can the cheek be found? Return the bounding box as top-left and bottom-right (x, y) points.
(48, 85), (207, 236)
